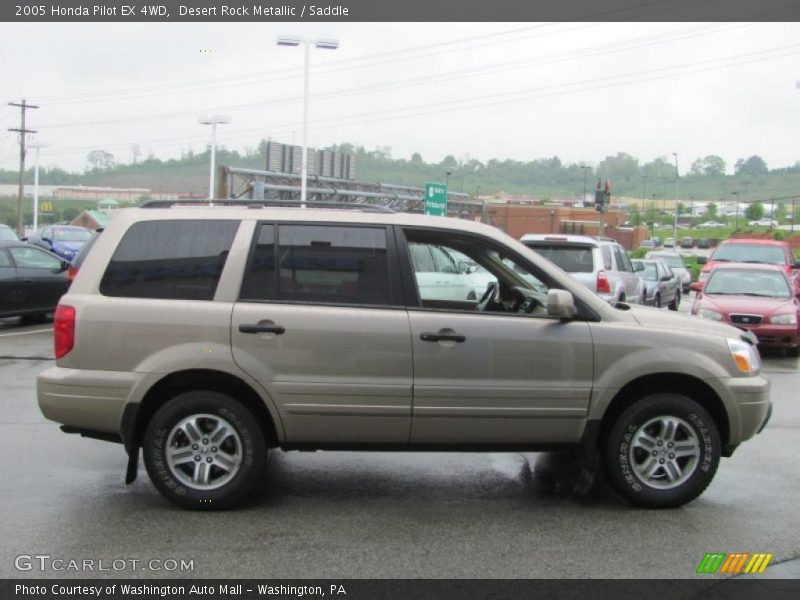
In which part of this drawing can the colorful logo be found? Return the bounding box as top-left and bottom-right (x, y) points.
(696, 552), (773, 574)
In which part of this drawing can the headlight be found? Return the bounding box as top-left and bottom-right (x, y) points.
(697, 309), (723, 321)
(769, 313), (797, 325)
(726, 337), (761, 375)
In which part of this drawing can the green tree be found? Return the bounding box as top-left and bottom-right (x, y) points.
(706, 202), (718, 219)
(774, 202), (787, 223)
(689, 155), (726, 176)
(745, 201), (764, 221)
(735, 156), (768, 177)
(630, 204), (642, 226)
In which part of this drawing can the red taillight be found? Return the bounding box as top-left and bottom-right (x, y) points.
(596, 270), (611, 294)
(54, 304), (75, 360)
(67, 266), (78, 282)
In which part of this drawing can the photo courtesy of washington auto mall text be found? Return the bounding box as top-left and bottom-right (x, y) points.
(1, 0), (800, 599)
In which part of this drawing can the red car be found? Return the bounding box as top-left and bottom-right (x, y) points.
(691, 263), (800, 356)
(693, 238), (800, 294)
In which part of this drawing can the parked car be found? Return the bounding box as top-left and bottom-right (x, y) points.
(639, 239), (657, 250)
(408, 242), (476, 301)
(692, 263), (799, 357)
(27, 225), (91, 261)
(664, 237), (675, 248)
(633, 259), (681, 310)
(680, 237), (695, 249)
(0, 242), (70, 322)
(520, 234), (644, 306)
(66, 229), (102, 282)
(0, 224), (19, 242)
(748, 218), (778, 228)
(697, 238), (710, 249)
(694, 239), (800, 294)
(645, 251), (692, 293)
(38, 202), (771, 510)
(650, 236), (662, 247)
(444, 248), (497, 300)
(697, 221), (725, 229)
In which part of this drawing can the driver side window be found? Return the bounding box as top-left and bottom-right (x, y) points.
(403, 230), (552, 316)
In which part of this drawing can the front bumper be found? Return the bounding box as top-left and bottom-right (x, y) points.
(735, 324), (799, 349)
(714, 374), (772, 444)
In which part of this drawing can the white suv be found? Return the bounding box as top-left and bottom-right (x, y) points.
(520, 234), (644, 305)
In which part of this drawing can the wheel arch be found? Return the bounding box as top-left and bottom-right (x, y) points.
(124, 369), (281, 458)
(597, 373), (730, 450)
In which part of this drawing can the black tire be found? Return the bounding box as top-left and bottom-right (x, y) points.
(668, 291), (680, 311)
(143, 391), (267, 510)
(654, 294), (661, 309)
(603, 394), (720, 508)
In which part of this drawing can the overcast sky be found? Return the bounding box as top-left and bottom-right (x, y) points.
(1, 21), (798, 175)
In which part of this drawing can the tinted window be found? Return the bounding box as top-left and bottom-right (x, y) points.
(601, 245), (613, 270)
(241, 224), (390, 306)
(712, 243), (787, 265)
(10, 246), (61, 269)
(100, 220), (238, 300)
(409, 243), (436, 272)
(613, 247), (629, 272)
(524, 243), (594, 273)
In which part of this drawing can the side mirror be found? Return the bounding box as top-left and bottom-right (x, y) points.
(660, 275), (672, 282)
(793, 261), (800, 269)
(59, 260), (70, 272)
(547, 289), (576, 320)
(697, 256), (707, 265)
(20, 236), (28, 242)
(42, 237), (51, 243)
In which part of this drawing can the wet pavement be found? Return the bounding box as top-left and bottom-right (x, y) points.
(0, 316), (798, 579)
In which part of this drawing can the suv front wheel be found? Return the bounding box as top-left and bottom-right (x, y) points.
(143, 391), (267, 510)
(603, 394), (720, 508)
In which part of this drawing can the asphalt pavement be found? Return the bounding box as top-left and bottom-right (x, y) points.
(0, 314), (798, 579)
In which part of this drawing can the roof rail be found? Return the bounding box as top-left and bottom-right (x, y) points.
(138, 199), (395, 213)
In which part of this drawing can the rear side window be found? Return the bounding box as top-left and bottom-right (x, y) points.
(526, 243), (595, 273)
(601, 246), (613, 270)
(240, 224), (390, 306)
(100, 220), (238, 300)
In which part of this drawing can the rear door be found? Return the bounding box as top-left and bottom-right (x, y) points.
(231, 222), (413, 445)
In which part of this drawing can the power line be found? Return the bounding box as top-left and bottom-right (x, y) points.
(36, 22), (758, 130)
(37, 43), (800, 160)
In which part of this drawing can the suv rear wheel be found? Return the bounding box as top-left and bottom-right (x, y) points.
(603, 394), (720, 508)
(143, 391), (266, 510)
(668, 291), (680, 311)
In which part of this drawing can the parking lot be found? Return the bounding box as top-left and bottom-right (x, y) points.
(1, 309), (798, 579)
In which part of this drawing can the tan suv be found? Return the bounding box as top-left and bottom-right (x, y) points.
(38, 202), (771, 510)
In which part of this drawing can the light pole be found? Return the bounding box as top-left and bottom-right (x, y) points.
(731, 191), (739, 231)
(29, 141), (48, 232)
(277, 36), (340, 206)
(198, 114), (230, 199)
(581, 165), (591, 204)
(445, 170), (452, 188)
(672, 152), (679, 243)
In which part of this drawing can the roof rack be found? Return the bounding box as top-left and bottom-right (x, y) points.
(139, 199), (395, 214)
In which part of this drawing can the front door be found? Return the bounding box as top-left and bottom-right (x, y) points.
(399, 228), (594, 445)
(231, 222), (413, 445)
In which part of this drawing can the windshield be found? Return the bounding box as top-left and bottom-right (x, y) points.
(525, 243), (594, 273)
(53, 228), (91, 242)
(639, 263), (659, 282)
(711, 243), (787, 265)
(705, 269), (791, 298)
(0, 228), (18, 241)
(649, 254), (685, 268)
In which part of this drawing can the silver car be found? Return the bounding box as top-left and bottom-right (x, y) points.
(520, 234), (645, 305)
(633, 259), (681, 310)
(38, 202), (770, 510)
(645, 251), (692, 293)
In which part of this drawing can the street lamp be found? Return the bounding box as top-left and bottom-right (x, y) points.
(277, 36), (340, 206)
(673, 152), (679, 242)
(198, 114), (230, 199)
(445, 170), (452, 188)
(29, 141), (48, 232)
(731, 191), (739, 230)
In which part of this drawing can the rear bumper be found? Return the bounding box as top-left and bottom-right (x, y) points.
(37, 366), (141, 434)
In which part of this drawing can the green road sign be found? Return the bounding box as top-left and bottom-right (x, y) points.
(424, 182), (448, 217)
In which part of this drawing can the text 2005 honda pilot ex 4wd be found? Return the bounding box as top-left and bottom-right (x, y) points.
(38, 202), (771, 510)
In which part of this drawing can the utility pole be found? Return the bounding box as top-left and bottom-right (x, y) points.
(8, 99), (39, 237)
(581, 165), (591, 204)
